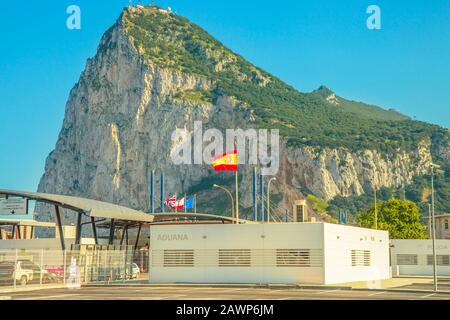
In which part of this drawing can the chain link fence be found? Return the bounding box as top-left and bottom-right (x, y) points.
(0, 246), (149, 291)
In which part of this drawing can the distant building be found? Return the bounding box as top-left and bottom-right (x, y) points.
(391, 239), (450, 276)
(158, 7), (172, 14)
(425, 214), (450, 239)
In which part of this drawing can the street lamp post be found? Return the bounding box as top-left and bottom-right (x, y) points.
(428, 203), (432, 239)
(430, 163), (441, 292)
(213, 184), (235, 224)
(267, 177), (277, 223)
(374, 184), (378, 230)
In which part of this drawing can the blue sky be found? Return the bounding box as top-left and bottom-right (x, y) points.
(0, 0), (449, 192)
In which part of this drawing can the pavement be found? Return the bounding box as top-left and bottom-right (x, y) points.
(2, 276), (450, 300)
(0, 277), (450, 300)
(2, 285), (450, 300)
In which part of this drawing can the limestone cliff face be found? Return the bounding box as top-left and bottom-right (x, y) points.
(38, 18), (255, 217)
(285, 140), (433, 201)
(37, 7), (445, 223)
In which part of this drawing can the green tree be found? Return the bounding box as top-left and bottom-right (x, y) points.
(356, 198), (427, 239)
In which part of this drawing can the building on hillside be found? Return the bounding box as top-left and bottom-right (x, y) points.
(425, 214), (450, 239)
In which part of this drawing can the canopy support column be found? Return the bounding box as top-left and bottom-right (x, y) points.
(134, 223), (142, 254)
(108, 219), (115, 245)
(91, 217), (98, 245)
(75, 212), (83, 245)
(120, 225), (128, 245)
(54, 205), (66, 251)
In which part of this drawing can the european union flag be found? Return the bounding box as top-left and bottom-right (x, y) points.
(185, 196), (195, 210)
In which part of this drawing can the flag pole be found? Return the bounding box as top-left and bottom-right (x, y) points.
(184, 193), (187, 213)
(175, 193), (177, 213)
(234, 141), (239, 225)
(194, 193), (197, 214)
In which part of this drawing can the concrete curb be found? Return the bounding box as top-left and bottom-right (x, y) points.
(82, 283), (450, 295)
(84, 283), (352, 290)
(0, 284), (66, 294)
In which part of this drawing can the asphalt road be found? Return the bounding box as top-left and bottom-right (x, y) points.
(3, 285), (450, 300)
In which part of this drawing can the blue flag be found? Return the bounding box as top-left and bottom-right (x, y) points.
(185, 196), (195, 210)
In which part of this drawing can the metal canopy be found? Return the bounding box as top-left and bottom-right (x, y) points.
(0, 218), (56, 227)
(94, 213), (252, 229)
(0, 189), (154, 223)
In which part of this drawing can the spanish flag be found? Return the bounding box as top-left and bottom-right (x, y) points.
(212, 149), (238, 172)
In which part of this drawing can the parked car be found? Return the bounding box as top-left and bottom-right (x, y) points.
(17, 259), (60, 284)
(45, 266), (65, 278)
(0, 261), (34, 286)
(121, 263), (141, 280)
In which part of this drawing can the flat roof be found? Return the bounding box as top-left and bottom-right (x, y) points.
(424, 214), (450, 219)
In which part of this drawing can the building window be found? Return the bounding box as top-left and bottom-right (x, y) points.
(445, 220), (449, 230)
(218, 249), (251, 267)
(163, 250), (194, 267)
(397, 254), (418, 265)
(427, 255), (450, 266)
(351, 250), (371, 266)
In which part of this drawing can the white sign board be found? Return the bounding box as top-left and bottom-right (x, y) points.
(0, 198), (28, 215)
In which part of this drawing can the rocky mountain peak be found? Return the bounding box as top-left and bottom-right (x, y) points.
(36, 8), (449, 225)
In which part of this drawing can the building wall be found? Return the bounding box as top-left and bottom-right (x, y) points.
(391, 239), (450, 276)
(0, 239), (74, 250)
(323, 224), (390, 284)
(425, 216), (450, 240)
(0, 238), (96, 250)
(149, 223), (390, 285)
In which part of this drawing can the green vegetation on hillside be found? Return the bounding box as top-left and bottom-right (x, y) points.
(311, 86), (410, 122)
(120, 7), (449, 155)
(173, 89), (213, 105)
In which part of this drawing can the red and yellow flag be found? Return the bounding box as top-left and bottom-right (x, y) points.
(212, 149), (238, 172)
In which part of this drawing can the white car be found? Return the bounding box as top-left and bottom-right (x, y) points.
(14, 261), (34, 285)
(130, 263), (140, 279)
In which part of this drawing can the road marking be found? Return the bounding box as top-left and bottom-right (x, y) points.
(222, 289), (246, 293)
(20, 294), (80, 300)
(277, 297), (291, 300)
(155, 294), (187, 300)
(421, 293), (436, 299)
(316, 289), (340, 295)
(368, 291), (386, 296)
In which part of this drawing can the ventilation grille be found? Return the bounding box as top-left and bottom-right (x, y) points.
(397, 254), (418, 265)
(162, 250), (194, 267)
(351, 250), (371, 267)
(151, 249), (324, 268)
(427, 255), (450, 266)
(218, 249), (251, 267)
(276, 249), (323, 267)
